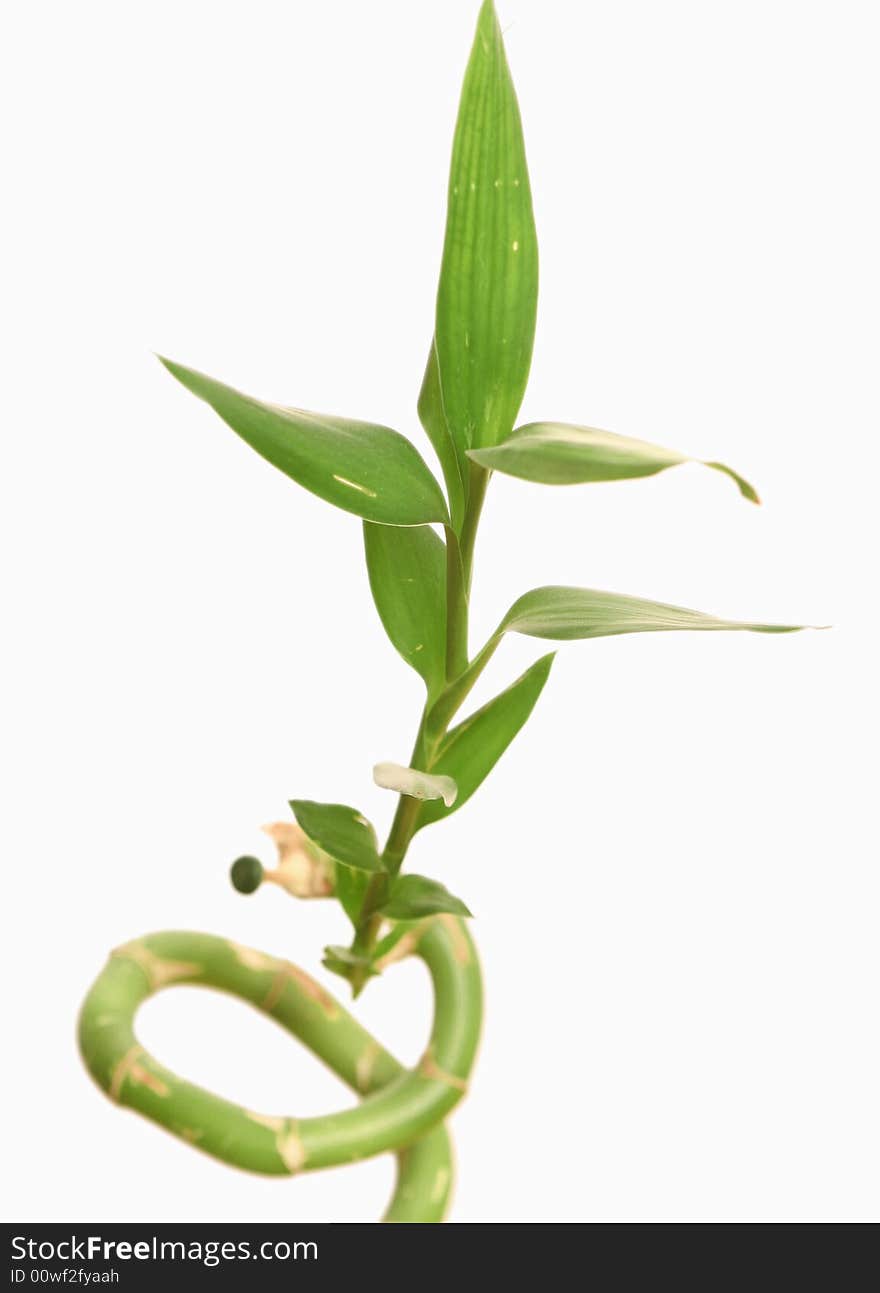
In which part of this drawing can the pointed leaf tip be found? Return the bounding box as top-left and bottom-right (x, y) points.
(704, 461), (761, 504)
(498, 587), (808, 641)
(480, 0), (500, 29)
(156, 353), (182, 380)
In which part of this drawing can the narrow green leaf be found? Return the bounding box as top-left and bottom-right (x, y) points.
(418, 652), (554, 830)
(498, 587), (806, 641)
(289, 800), (383, 873)
(363, 522), (447, 695)
(468, 423), (760, 503)
(417, 344), (468, 533)
(159, 358), (448, 527)
(433, 0), (538, 457)
(379, 874), (472, 921)
(424, 634), (499, 740)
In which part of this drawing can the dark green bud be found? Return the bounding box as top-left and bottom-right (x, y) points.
(230, 855), (264, 895)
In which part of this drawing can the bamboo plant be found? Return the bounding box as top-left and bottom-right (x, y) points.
(79, 1), (805, 1223)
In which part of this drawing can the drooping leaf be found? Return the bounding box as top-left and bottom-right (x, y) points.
(417, 344), (468, 533)
(432, 0), (538, 459)
(418, 652), (554, 830)
(363, 522), (447, 696)
(289, 800), (383, 873)
(468, 423), (759, 503)
(379, 874), (472, 920)
(498, 587), (806, 641)
(333, 862), (371, 926)
(159, 358), (448, 527)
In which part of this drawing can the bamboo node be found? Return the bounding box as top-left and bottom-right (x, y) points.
(418, 1048), (468, 1093)
(111, 941), (201, 991)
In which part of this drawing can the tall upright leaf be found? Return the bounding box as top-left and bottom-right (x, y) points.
(363, 522), (447, 696)
(431, 0), (538, 469)
(160, 359), (448, 527)
(418, 652), (554, 830)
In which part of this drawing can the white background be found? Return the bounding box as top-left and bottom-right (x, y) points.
(2, 1), (878, 1223)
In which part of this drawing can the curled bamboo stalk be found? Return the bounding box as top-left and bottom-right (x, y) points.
(78, 916), (482, 1222)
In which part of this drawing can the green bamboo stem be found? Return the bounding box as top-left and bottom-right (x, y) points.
(349, 466), (492, 973)
(383, 1124), (454, 1223)
(445, 529), (470, 681)
(78, 915), (481, 1222)
(443, 466), (489, 685)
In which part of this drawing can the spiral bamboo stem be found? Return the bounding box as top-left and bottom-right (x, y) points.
(78, 915), (482, 1222)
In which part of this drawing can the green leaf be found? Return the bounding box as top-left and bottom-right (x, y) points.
(428, 584), (809, 739)
(371, 920), (419, 963)
(373, 762), (457, 807)
(322, 947), (378, 987)
(422, 587), (802, 833)
(323, 944), (373, 968)
(468, 423), (760, 503)
(322, 944), (377, 978)
(333, 862), (371, 926)
(418, 652), (554, 830)
(433, 0), (538, 458)
(159, 358), (448, 527)
(498, 587), (806, 640)
(379, 874), (472, 920)
(289, 800), (383, 873)
(363, 522), (447, 696)
(417, 344), (468, 533)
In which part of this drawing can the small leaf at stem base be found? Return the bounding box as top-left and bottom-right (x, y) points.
(379, 875), (472, 921)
